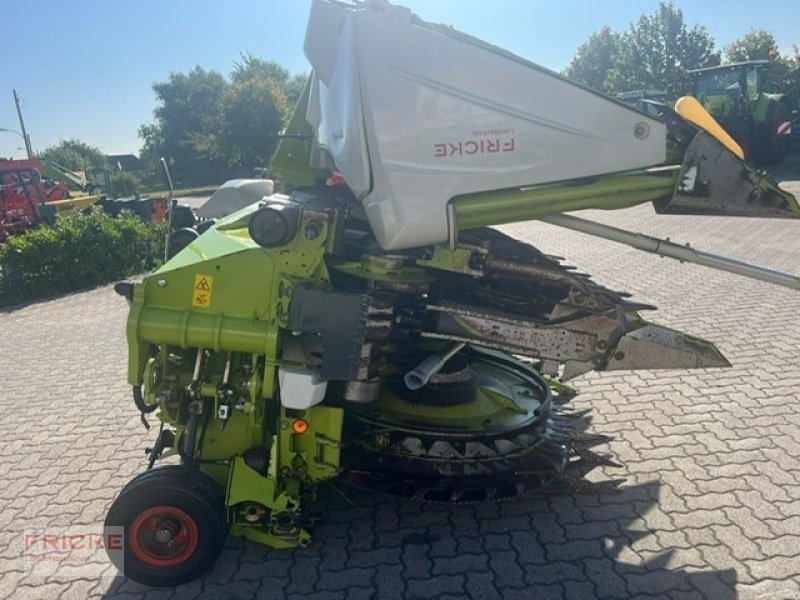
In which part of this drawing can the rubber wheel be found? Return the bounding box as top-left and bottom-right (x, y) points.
(169, 227), (199, 258)
(763, 102), (791, 165)
(195, 219), (216, 235)
(726, 123), (752, 160)
(104, 466), (228, 587)
(169, 204), (196, 230)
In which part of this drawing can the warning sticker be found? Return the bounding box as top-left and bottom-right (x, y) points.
(192, 274), (214, 308)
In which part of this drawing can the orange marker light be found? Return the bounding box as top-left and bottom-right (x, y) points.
(292, 419), (309, 434)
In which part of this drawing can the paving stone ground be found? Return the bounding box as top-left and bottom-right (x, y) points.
(1, 162), (799, 599)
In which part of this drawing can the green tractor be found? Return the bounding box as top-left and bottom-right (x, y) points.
(689, 60), (793, 164)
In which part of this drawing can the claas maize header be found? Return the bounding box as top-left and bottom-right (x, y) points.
(104, 0), (799, 586)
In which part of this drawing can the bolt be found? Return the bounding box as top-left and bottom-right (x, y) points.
(633, 122), (650, 139)
(304, 222), (322, 240)
(155, 528), (173, 544)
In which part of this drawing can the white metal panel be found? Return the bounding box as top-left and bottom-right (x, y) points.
(304, 0), (667, 250)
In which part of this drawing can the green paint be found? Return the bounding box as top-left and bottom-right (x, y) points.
(454, 168), (679, 230)
(123, 195), (341, 548)
(268, 76), (331, 190)
(416, 244), (485, 276)
(332, 257), (433, 284)
(752, 94), (771, 124)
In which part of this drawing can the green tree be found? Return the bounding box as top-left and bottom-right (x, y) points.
(39, 139), (107, 171)
(232, 52), (307, 107)
(724, 29), (778, 62)
(783, 46), (800, 106)
(723, 31), (798, 99)
(608, 3), (719, 97)
(563, 26), (621, 93)
(110, 171), (142, 197)
(566, 3), (720, 96)
(207, 78), (290, 167)
(139, 57), (307, 180)
(139, 66), (228, 172)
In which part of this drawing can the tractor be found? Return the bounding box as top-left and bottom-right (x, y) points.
(103, 0), (800, 586)
(0, 162), (52, 241)
(689, 60), (793, 163)
(0, 157), (172, 242)
(0, 159), (100, 241)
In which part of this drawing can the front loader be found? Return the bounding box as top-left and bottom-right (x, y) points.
(104, 0), (800, 586)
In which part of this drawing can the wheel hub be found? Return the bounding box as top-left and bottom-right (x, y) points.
(154, 528), (173, 544)
(129, 506), (200, 567)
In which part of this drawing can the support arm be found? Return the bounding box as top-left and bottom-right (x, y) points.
(539, 213), (800, 291)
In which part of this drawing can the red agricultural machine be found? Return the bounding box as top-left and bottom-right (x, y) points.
(0, 159), (68, 241)
(0, 157), (167, 242)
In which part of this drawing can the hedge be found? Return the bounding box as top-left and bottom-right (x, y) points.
(0, 208), (166, 307)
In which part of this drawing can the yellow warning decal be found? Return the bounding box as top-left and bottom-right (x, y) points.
(192, 274), (214, 308)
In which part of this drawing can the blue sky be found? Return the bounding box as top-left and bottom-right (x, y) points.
(2, 0), (798, 158)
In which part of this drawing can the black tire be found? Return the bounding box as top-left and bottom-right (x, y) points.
(726, 123), (753, 160)
(195, 219), (216, 235)
(169, 204), (196, 230)
(761, 102), (791, 165)
(169, 227), (199, 258)
(104, 466), (228, 587)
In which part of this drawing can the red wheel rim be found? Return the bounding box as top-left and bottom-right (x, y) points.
(129, 506), (200, 567)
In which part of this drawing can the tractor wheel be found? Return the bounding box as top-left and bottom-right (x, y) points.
(104, 466), (228, 587)
(763, 102), (791, 165)
(169, 227), (199, 258)
(169, 204), (196, 230)
(195, 219), (216, 235)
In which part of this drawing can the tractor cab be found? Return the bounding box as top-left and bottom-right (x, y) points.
(689, 61), (792, 163)
(691, 60), (768, 117)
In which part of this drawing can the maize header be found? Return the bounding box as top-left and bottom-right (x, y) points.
(105, 0), (800, 586)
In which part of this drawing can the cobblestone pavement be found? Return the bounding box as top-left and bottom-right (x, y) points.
(1, 169), (799, 600)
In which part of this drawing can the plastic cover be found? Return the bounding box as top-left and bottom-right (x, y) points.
(196, 179), (274, 219)
(303, 0), (667, 250)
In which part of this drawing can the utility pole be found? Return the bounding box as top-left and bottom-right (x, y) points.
(13, 89), (33, 159)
